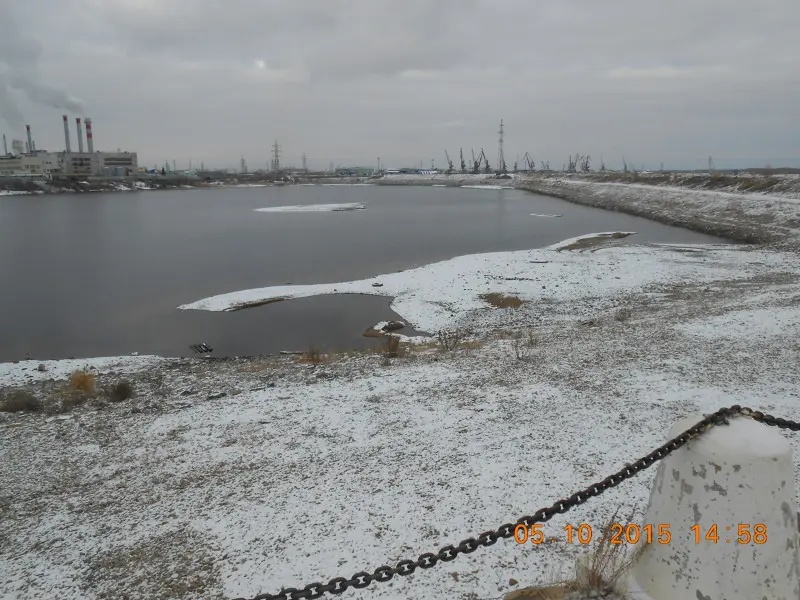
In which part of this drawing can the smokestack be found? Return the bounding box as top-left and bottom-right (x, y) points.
(85, 118), (94, 153)
(2, 134), (7, 155)
(26, 125), (33, 155)
(76, 118), (84, 153)
(63, 115), (72, 153)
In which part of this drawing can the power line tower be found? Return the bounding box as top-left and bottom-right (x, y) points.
(302, 153), (308, 172)
(497, 118), (507, 174)
(271, 141), (281, 172)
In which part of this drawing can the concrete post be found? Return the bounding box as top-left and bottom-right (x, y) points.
(631, 415), (799, 600)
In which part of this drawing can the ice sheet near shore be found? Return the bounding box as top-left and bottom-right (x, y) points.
(179, 231), (786, 335)
(255, 202), (366, 212)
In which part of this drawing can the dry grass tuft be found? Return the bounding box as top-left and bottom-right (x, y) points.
(614, 307), (633, 322)
(480, 292), (527, 309)
(107, 380), (134, 403)
(70, 370), (96, 395)
(505, 510), (644, 600)
(298, 345), (325, 365)
(0, 390), (42, 413)
(60, 392), (89, 413)
(574, 514), (644, 594)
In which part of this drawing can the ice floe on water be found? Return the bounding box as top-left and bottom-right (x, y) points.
(178, 230), (797, 335)
(255, 202), (366, 213)
(460, 184), (514, 190)
(530, 213), (562, 218)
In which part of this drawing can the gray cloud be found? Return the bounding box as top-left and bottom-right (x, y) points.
(4, 0), (799, 169)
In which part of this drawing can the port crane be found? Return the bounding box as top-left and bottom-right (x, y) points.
(444, 150), (454, 174)
(478, 148), (491, 173)
(522, 152), (534, 172)
(459, 149), (466, 173)
(471, 149), (480, 174)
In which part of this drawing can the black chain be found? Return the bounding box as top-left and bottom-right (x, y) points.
(233, 405), (799, 600)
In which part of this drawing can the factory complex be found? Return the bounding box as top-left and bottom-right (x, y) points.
(0, 115), (138, 178)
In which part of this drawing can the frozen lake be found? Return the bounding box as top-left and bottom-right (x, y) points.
(0, 184), (724, 361)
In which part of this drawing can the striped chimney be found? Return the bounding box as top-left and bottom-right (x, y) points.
(26, 125), (33, 155)
(63, 115), (72, 153)
(76, 118), (84, 153)
(85, 118), (94, 153)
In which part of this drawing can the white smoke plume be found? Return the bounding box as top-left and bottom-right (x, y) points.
(0, 0), (85, 134)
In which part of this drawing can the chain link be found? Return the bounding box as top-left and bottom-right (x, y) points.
(232, 405), (799, 600)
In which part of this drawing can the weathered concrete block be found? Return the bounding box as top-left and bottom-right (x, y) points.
(631, 415), (800, 599)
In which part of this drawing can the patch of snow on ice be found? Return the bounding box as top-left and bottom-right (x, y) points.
(546, 231), (637, 250)
(460, 184), (514, 190)
(255, 203), (366, 213)
(0, 190), (31, 196)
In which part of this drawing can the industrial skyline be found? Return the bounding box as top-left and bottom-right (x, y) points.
(0, 115), (138, 177)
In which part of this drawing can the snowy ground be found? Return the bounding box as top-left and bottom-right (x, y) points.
(3, 229), (800, 599)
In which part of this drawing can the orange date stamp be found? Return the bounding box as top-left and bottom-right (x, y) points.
(514, 523), (769, 545)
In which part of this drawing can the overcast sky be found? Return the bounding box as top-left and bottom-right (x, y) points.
(1, 0), (799, 171)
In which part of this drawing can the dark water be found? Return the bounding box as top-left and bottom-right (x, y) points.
(0, 184), (723, 361)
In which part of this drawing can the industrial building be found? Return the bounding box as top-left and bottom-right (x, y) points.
(0, 116), (138, 177)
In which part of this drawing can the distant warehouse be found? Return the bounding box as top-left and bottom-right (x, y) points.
(0, 116), (138, 177)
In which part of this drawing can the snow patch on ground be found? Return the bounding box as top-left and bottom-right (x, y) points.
(255, 203), (366, 212)
(677, 306), (800, 339)
(0, 355), (163, 387)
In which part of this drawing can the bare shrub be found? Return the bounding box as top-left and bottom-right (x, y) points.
(614, 307), (633, 322)
(480, 292), (526, 309)
(61, 392), (88, 413)
(383, 335), (401, 358)
(574, 512), (645, 594)
(300, 345), (324, 365)
(0, 390), (42, 413)
(511, 336), (531, 361)
(70, 370), (96, 394)
(107, 380), (134, 403)
(437, 328), (465, 352)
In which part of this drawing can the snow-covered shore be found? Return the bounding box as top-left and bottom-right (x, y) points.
(2, 179), (800, 600)
(517, 176), (800, 247)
